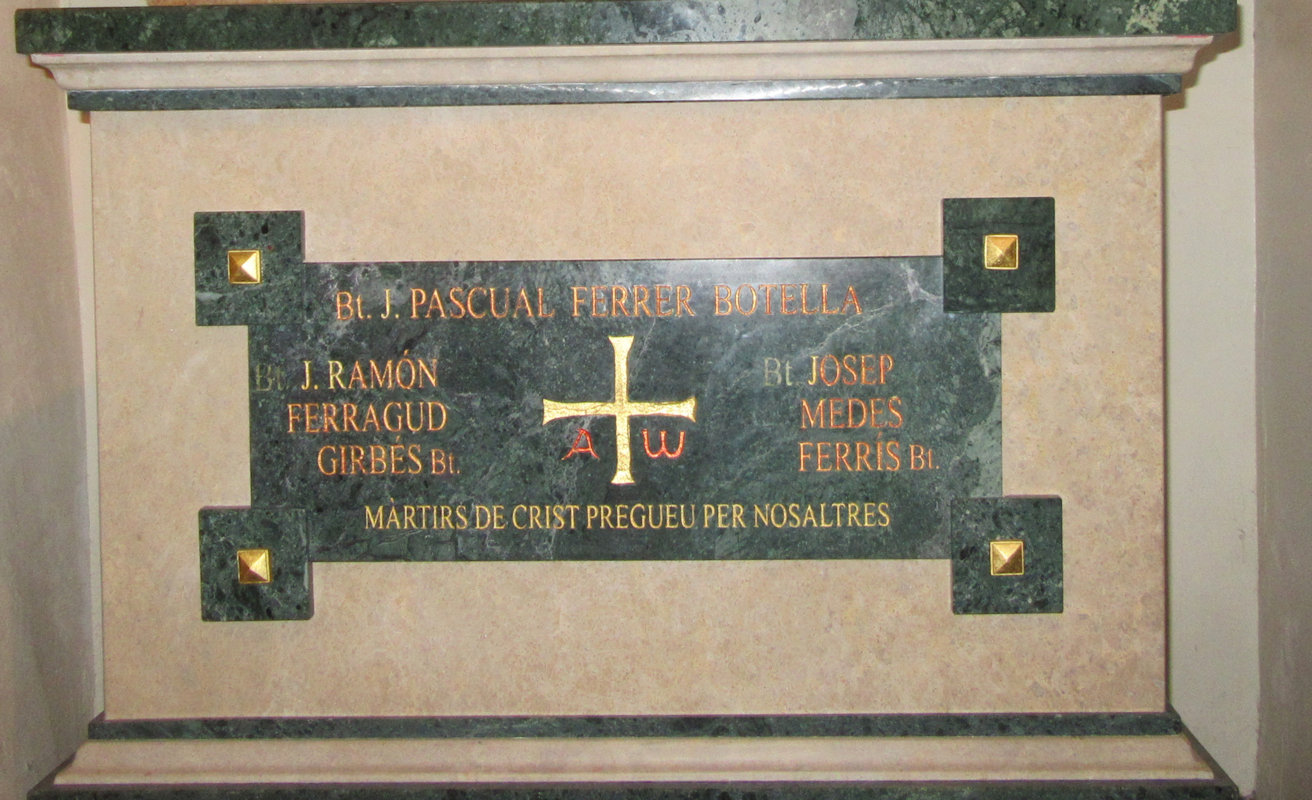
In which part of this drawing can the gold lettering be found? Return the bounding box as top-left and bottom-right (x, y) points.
(632, 285), (653, 317)
(798, 440), (900, 472)
(843, 285), (863, 314)
(466, 286), (488, 319)
(713, 284), (733, 316)
(676, 285), (695, 317)
(446, 287), (467, 319)
(750, 502), (891, 529)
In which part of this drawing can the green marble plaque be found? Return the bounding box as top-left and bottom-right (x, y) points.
(195, 211), (1010, 619)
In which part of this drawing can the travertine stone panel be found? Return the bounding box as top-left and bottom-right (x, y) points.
(91, 96), (1163, 718)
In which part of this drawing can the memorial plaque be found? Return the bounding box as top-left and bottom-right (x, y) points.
(195, 211), (1015, 620)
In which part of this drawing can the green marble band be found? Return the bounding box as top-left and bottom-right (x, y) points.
(15, 0), (1238, 55)
(28, 781), (1242, 800)
(88, 711), (1183, 740)
(64, 75), (1183, 112)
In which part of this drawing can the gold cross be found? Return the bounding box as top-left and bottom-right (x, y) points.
(543, 335), (696, 485)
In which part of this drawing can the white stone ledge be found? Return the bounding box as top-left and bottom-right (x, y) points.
(33, 36), (1212, 93)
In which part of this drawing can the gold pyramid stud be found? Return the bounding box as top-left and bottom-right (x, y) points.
(227, 249), (263, 285)
(989, 540), (1025, 576)
(236, 548), (273, 584)
(983, 234), (1019, 271)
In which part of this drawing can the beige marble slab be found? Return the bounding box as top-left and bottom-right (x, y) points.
(56, 735), (1211, 784)
(89, 95), (1164, 719)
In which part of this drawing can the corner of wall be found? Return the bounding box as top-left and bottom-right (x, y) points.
(0, 1), (99, 798)
(1164, 0), (1259, 794)
(1254, 0), (1312, 795)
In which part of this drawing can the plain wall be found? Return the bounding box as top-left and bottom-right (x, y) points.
(1164, 0), (1260, 792)
(0, 0), (97, 797)
(1254, 0), (1312, 795)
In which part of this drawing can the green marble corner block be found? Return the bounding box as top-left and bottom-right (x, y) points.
(199, 508), (312, 621)
(195, 211), (305, 327)
(951, 496), (1062, 615)
(942, 197), (1055, 314)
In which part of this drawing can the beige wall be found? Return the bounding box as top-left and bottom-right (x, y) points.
(1255, 0), (1312, 795)
(0, 0), (96, 797)
(1164, 0), (1259, 793)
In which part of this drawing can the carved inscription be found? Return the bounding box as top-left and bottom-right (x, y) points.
(232, 258), (999, 561)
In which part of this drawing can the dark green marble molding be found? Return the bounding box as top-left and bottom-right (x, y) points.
(87, 711), (1182, 740)
(951, 496), (1062, 615)
(15, 0), (1237, 55)
(65, 75), (1183, 112)
(26, 780), (1243, 800)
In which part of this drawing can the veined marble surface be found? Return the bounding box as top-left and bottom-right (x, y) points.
(15, 0), (1237, 54)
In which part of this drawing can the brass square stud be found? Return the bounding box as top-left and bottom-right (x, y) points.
(227, 249), (263, 285)
(989, 540), (1025, 576)
(236, 548), (273, 584)
(983, 234), (1019, 270)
